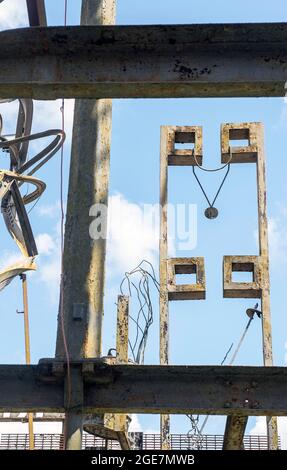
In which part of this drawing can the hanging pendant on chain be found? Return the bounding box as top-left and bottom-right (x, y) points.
(204, 206), (218, 219)
(192, 161), (231, 220)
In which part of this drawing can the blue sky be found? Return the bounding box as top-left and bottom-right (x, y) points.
(0, 0), (287, 445)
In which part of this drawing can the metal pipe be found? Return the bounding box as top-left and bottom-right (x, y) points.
(20, 274), (34, 450)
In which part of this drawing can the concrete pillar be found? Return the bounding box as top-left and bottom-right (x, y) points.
(55, 0), (116, 449)
(256, 124), (278, 449)
(159, 127), (170, 449)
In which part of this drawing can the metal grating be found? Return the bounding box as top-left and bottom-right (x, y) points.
(0, 433), (280, 450)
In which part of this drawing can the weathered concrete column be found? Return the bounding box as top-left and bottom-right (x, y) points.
(221, 122), (278, 450)
(256, 124), (278, 450)
(55, 0), (116, 449)
(159, 127), (170, 449)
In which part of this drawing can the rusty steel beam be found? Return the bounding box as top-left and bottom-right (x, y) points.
(1, 363), (287, 415)
(223, 416), (248, 450)
(0, 23), (287, 99)
(26, 0), (47, 27)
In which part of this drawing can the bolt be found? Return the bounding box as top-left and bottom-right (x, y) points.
(224, 402), (231, 408)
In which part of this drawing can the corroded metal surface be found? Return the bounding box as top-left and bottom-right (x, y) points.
(0, 24), (287, 98)
(223, 416), (248, 450)
(1, 363), (287, 415)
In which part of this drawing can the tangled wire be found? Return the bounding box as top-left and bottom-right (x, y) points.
(119, 260), (159, 364)
(0, 98), (65, 290)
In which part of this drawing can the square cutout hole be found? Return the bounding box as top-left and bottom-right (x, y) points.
(174, 263), (197, 284)
(232, 271), (254, 283)
(229, 128), (250, 148)
(175, 272), (197, 285)
(174, 142), (195, 150)
(174, 131), (195, 151)
(231, 261), (254, 283)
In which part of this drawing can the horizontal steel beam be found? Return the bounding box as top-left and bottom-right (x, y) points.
(0, 362), (287, 415)
(0, 24), (287, 99)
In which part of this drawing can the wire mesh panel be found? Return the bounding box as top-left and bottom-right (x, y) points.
(0, 433), (280, 450)
(0, 434), (64, 450)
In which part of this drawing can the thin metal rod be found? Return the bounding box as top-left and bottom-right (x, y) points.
(20, 274), (34, 450)
(228, 317), (253, 366)
(200, 316), (254, 435)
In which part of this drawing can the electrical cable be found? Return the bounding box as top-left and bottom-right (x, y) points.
(119, 260), (159, 364)
(192, 163), (230, 209)
(0, 129), (66, 176)
(59, 0), (71, 451)
(192, 148), (233, 219)
(193, 147), (233, 172)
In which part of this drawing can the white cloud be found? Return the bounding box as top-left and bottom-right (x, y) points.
(0, 0), (28, 31)
(37, 201), (61, 219)
(35, 228), (61, 304)
(129, 414), (142, 432)
(254, 210), (287, 266)
(0, 250), (25, 271)
(268, 215), (287, 265)
(106, 193), (161, 277)
(0, 191), (164, 304)
(250, 416), (287, 450)
(32, 99), (75, 142)
(35, 233), (56, 256)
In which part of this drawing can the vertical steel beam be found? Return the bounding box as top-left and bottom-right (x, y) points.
(64, 366), (83, 450)
(256, 123), (278, 449)
(159, 127), (170, 449)
(223, 416), (247, 450)
(56, 0), (116, 450)
(26, 0), (47, 26)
